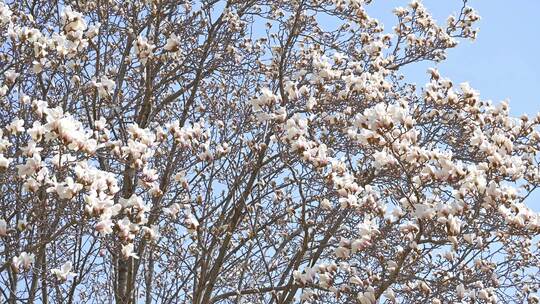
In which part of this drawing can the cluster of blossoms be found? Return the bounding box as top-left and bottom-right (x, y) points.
(255, 4), (535, 300)
(392, 0), (478, 64)
(0, 96), (215, 282)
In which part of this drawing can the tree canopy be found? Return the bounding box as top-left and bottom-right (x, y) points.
(0, 0), (539, 303)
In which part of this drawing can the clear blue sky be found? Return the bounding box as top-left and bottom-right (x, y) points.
(366, 1), (540, 208)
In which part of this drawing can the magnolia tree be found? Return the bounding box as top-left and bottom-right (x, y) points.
(0, 0), (539, 303)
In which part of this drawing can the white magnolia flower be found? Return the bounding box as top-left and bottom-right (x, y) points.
(0, 154), (10, 169)
(86, 23), (101, 39)
(94, 76), (115, 98)
(373, 149), (395, 169)
(357, 288), (376, 304)
(12, 252), (35, 271)
(142, 225), (160, 240)
(46, 176), (80, 200)
(96, 218), (114, 235)
(121, 243), (139, 259)
(0, 2), (12, 25)
(61, 6), (87, 35)
(134, 36), (155, 65)
(184, 213), (199, 233)
(478, 289), (490, 300)
(320, 198), (332, 210)
(4, 69), (19, 83)
(164, 33), (180, 52)
(163, 203), (182, 218)
(51, 261), (77, 281)
(7, 118), (24, 134)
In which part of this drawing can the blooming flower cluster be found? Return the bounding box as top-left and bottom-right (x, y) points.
(0, 1), (538, 303)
